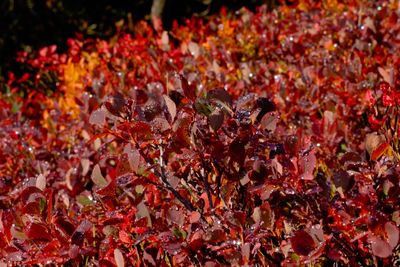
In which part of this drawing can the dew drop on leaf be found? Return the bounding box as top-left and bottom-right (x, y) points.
(151, 117), (170, 132)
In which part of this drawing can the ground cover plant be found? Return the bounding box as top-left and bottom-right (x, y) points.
(0, 0), (399, 266)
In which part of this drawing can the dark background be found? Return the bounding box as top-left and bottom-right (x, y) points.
(0, 0), (279, 82)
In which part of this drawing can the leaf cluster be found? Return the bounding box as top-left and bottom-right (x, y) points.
(1, 1), (399, 266)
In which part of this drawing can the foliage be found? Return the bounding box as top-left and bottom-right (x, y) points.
(0, 0), (270, 84)
(1, 0), (400, 266)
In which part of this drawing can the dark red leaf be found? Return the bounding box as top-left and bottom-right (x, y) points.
(180, 75), (196, 101)
(54, 217), (76, 236)
(229, 138), (246, 165)
(208, 109), (224, 131)
(207, 88), (232, 106)
(135, 89), (149, 105)
(25, 222), (52, 241)
(96, 180), (117, 197)
(255, 97), (276, 122)
(333, 170), (354, 193)
(290, 230), (316, 256)
(203, 227), (226, 244)
(368, 235), (392, 258)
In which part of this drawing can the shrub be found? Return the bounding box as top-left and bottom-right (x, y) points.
(1, 1), (399, 266)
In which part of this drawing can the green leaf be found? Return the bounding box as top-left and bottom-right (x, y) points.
(76, 195), (93, 206)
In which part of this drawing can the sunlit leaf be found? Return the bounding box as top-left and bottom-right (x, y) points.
(81, 158), (91, 176)
(365, 132), (386, 156)
(378, 67), (390, 84)
(89, 108), (106, 125)
(368, 235), (392, 258)
(163, 95), (177, 121)
(91, 164), (108, 187)
(371, 142), (390, 161)
(385, 222), (399, 249)
(76, 195), (94, 206)
(114, 248), (125, 267)
(260, 111), (279, 132)
(35, 174), (46, 191)
(188, 41), (200, 58)
(300, 150), (316, 180)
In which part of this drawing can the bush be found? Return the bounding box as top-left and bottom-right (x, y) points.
(1, 0), (399, 265)
(0, 0), (270, 83)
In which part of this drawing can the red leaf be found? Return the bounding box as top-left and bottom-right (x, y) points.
(189, 211), (201, 224)
(365, 133), (385, 156)
(17, 73), (30, 83)
(371, 142), (390, 161)
(39, 47), (48, 57)
(368, 235), (392, 258)
(119, 230), (132, 244)
(203, 227), (226, 244)
(96, 180), (117, 197)
(180, 75), (196, 101)
(385, 222), (399, 249)
(260, 111), (279, 132)
(54, 217), (76, 236)
(42, 239), (61, 255)
(19, 186), (43, 203)
(229, 138), (246, 165)
(99, 258), (115, 267)
(189, 231), (203, 250)
(105, 101), (120, 117)
(207, 88), (232, 106)
(299, 149), (316, 180)
(290, 230), (316, 256)
(116, 153), (132, 177)
(135, 89), (149, 105)
(25, 222), (52, 241)
(131, 121), (152, 140)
